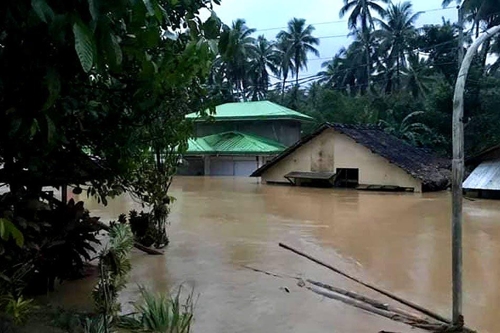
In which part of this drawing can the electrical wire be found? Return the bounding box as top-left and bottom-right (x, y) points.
(253, 6), (457, 33)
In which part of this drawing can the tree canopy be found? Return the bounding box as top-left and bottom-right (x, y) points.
(0, 0), (222, 201)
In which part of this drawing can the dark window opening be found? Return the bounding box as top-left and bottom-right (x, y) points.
(334, 168), (359, 188)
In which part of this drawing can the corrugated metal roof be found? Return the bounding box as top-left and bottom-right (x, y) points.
(463, 159), (500, 190)
(185, 101), (313, 122)
(187, 131), (286, 155)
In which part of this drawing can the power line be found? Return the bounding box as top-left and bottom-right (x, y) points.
(266, 60), (458, 93)
(254, 6), (456, 33)
(279, 39), (461, 82)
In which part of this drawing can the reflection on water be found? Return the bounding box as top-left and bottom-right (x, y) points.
(52, 177), (500, 333)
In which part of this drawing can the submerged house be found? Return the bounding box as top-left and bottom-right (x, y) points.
(463, 145), (500, 198)
(179, 101), (313, 176)
(251, 123), (449, 192)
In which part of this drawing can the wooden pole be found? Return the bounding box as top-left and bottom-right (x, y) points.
(452, 24), (500, 324)
(279, 243), (451, 324)
(457, 6), (464, 68)
(306, 279), (430, 323)
(307, 286), (449, 332)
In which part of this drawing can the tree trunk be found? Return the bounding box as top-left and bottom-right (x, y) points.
(364, 34), (371, 94)
(396, 53), (400, 91)
(281, 74), (287, 102)
(452, 24), (500, 325)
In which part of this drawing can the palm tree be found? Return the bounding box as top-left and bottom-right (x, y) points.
(443, 0), (500, 71)
(247, 36), (280, 101)
(276, 18), (320, 86)
(217, 19), (256, 99)
(276, 35), (294, 99)
(340, 0), (389, 32)
(339, 0), (388, 89)
(318, 49), (355, 92)
(376, 1), (421, 90)
(347, 30), (378, 94)
(402, 52), (435, 98)
(443, 0), (500, 36)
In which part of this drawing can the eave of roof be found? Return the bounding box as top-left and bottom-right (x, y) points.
(185, 100), (314, 122)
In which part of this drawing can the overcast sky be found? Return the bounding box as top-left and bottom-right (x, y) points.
(208, 0), (458, 79)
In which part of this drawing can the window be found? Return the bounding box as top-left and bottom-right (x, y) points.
(334, 168), (359, 188)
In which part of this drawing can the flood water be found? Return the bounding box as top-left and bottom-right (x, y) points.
(53, 177), (500, 332)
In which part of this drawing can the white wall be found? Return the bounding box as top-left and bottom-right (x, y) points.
(261, 129), (422, 192)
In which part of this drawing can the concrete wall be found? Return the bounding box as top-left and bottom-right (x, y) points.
(261, 128), (422, 192)
(195, 120), (302, 146)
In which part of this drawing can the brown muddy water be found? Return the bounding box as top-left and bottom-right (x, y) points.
(49, 177), (500, 333)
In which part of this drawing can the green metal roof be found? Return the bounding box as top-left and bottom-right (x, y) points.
(185, 101), (313, 122)
(186, 131), (286, 155)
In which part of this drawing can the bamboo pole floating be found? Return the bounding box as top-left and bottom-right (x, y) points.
(307, 286), (448, 332)
(279, 242), (451, 324)
(452, 24), (500, 324)
(306, 279), (429, 323)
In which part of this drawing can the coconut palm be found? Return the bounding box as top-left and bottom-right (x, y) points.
(340, 0), (390, 32)
(318, 49), (356, 92)
(276, 18), (320, 86)
(275, 36), (295, 99)
(346, 29), (378, 94)
(376, 1), (422, 90)
(246, 36), (280, 101)
(443, 0), (500, 35)
(339, 0), (388, 91)
(217, 19), (256, 99)
(402, 52), (435, 98)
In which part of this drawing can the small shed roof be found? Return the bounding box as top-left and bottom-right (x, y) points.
(185, 101), (313, 122)
(463, 159), (500, 190)
(186, 131), (286, 155)
(251, 123), (450, 191)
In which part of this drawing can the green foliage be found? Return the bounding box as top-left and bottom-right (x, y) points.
(0, 294), (34, 325)
(0, 218), (24, 247)
(0, 194), (101, 295)
(50, 307), (85, 333)
(119, 286), (195, 333)
(83, 315), (114, 333)
(92, 224), (134, 318)
(72, 19), (96, 73)
(0, 0), (221, 205)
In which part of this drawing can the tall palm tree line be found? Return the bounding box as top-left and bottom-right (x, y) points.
(212, 0), (500, 101)
(339, 0), (390, 87)
(212, 18), (319, 101)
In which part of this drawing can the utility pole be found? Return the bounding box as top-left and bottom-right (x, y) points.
(458, 5), (464, 67)
(452, 23), (500, 326)
(452, 4), (465, 325)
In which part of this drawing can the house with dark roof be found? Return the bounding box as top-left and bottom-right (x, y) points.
(251, 123), (450, 192)
(178, 101), (313, 176)
(463, 144), (500, 198)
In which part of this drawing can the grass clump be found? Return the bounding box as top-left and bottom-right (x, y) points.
(119, 286), (195, 333)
